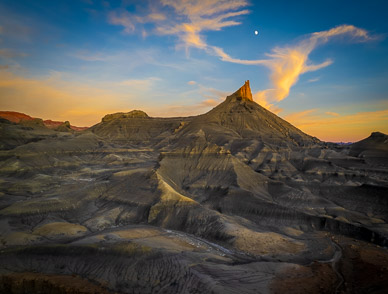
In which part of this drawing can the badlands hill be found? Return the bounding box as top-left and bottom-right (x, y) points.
(0, 81), (387, 293)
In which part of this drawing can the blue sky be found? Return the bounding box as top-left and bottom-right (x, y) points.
(0, 0), (387, 141)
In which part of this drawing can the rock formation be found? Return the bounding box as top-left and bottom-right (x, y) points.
(101, 110), (149, 122)
(0, 111), (35, 123)
(0, 81), (387, 293)
(0, 111), (87, 131)
(228, 80), (253, 101)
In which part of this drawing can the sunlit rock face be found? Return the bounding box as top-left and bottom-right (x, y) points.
(0, 111), (88, 132)
(101, 110), (149, 122)
(0, 81), (387, 293)
(228, 80), (253, 101)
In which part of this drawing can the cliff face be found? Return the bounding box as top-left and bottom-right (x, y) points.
(229, 80), (253, 101)
(0, 81), (387, 294)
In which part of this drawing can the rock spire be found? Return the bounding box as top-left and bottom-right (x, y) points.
(230, 80), (253, 101)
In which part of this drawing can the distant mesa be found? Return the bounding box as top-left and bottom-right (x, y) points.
(101, 110), (149, 122)
(0, 111), (88, 131)
(0, 111), (34, 123)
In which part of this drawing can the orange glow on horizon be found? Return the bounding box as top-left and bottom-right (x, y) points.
(0, 70), (387, 142)
(283, 109), (388, 142)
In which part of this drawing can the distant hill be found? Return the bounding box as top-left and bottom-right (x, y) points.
(0, 111), (88, 131)
(349, 131), (388, 165)
(0, 111), (34, 123)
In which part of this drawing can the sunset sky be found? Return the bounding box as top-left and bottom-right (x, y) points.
(0, 0), (387, 142)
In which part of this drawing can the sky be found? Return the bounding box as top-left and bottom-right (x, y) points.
(0, 0), (387, 142)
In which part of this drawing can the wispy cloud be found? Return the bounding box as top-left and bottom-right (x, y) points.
(308, 77), (320, 83)
(158, 0), (249, 52)
(108, 11), (136, 34)
(325, 111), (340, 117)
(108, 6), (166, 34)
(107, 3), (375, 113)
(214, 25), (373, 111)
(119, 77), (161, 88)
(108, 0), (249, 53)
(284, 109), (318, 122)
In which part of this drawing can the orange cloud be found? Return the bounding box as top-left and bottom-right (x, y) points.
(213, 25), (372, 112)
(325, 111), (340, 117)
(119, 77), (160, 88)
(283, 109), (318, 122)
(283, 108), (388, 142)
(108, 4), (375, 115)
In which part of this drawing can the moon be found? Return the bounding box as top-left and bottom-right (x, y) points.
(254, 30), (259, 35)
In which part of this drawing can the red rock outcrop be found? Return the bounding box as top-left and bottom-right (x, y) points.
(0, 111), (88, 131)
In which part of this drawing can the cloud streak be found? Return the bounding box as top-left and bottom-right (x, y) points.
(213, 25), (373, 111)
(158, 0), (249, 52)
(108, 10), (167, 34)
(119, 77), (161, 88)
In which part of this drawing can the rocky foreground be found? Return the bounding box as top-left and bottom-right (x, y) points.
(0, 81), (387, 293)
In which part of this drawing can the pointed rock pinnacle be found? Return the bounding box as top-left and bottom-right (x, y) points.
(231, 80), (253, 101)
